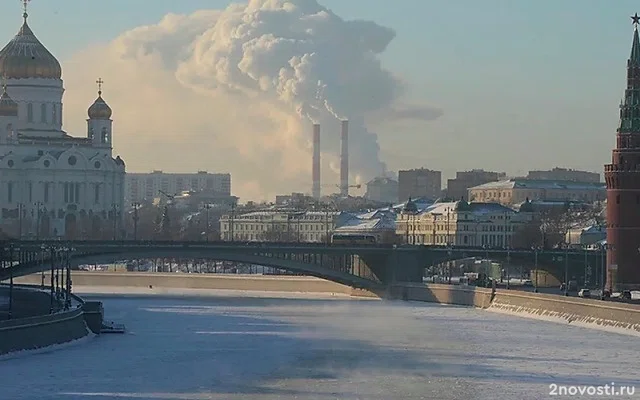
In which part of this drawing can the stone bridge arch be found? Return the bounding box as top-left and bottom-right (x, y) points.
(3, 249), (383, 290)
(424, 248), (604, 285)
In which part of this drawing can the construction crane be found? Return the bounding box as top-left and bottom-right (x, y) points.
(317, 183), (362, 190)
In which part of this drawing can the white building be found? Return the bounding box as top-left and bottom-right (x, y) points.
(0, 9), (125, 239)
(220, 210), (340, 242)
(126, 171), (231, 204)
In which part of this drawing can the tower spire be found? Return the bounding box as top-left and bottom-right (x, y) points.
(22, 0), (30, 21)
(632, 13), (640, 63)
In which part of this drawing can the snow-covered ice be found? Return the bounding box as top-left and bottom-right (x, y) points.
(1, 287), (639, 400)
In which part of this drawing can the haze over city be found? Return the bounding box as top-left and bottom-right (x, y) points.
(1, 0), (637, 201)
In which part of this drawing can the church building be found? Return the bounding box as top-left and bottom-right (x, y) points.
(0, 6), (126, 240)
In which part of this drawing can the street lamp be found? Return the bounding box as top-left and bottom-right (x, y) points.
(506, 246), (511, 290)
(132, 202), (141, 241)
(111, 203), (119, 241)
(564, 244), (569, 297)
(532, 245), (540, 293)
(34, 201), (43, 240)
(202, 203), (212, 242)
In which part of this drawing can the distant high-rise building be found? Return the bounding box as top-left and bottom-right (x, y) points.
(126, 171), (231, 204)
(446, 169), (506, 201)
(398, 168), (441, 202)
(526, 167), (600, 183)
(365, 177), (398, 204)
(604, 16), (640, 291)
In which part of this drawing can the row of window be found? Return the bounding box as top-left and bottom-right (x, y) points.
(5, 182), (104, 205)
(25, 103), (61, 125)
(222, 223), (330, 232)
(406, 233), (512, 247)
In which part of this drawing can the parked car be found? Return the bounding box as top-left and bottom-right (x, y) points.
(578, 289), (591, 298)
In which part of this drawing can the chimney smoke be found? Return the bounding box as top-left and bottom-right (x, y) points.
(340, 120), (349, 196)
(312, 124), (321, 199)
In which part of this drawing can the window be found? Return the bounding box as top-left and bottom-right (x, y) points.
(28, 182), (32, 202)
(64, 182), (69, 203)
(101, 127), (109, 144)
(27, 103), (33, 122)
(40, 103), (46, 123)
(44, 182), (49, 203)
(89, 128), (94, 140)
(75, 183), (80, 203)
(94, 184), (100, 204)
(7, 182), (12, 203)
(617, 194), (620, 204)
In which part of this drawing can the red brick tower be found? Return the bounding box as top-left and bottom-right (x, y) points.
(604, 14), (640, 292)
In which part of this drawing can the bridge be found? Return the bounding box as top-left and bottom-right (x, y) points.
(0, 240), (604, 289)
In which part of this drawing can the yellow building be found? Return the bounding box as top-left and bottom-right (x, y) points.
(396, 200), (534, 248)
(220, 210), (340, 242)
(468, 179), (605, 206)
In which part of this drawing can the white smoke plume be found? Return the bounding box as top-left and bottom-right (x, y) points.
(62, 0), (440, 200)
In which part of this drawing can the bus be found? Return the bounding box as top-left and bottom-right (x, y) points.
(331, 234), (377, 245)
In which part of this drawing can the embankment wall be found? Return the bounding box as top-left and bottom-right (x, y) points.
(0, 287), (90, 355)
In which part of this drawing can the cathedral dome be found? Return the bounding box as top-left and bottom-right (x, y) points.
(0, 14), (62, 80)
(88, 92), (112, 120)
(0, 86), (18, 116)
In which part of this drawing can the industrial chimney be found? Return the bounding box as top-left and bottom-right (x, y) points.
(312, 124), (321, 199)
(340, 120), (349, 196)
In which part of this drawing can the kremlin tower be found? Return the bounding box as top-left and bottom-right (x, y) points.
(604, 13), (640, 291)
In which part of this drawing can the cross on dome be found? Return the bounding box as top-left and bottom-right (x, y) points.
(96, 77), (104, 95)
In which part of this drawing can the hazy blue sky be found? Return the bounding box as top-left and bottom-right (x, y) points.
(1, 1), (639, 197)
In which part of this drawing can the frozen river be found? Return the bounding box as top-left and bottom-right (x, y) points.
(1, 288), (639, 400)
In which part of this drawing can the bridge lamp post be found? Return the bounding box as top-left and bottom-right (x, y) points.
(563, 244), (569, 297)
(532, 245), (540, 293)
(7, 245), (15, 320)
(132, 202), (140, 241)
(505, 246), (510, 290)
(49, 246), (55, 314)
(40, 244), (46, 289)
(203, 204), (212, 242)
(111, 204), (120, 241)
(34, 201), (43, 240)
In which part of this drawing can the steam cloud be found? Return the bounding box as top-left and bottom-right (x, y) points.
(62, 0), (440, 200)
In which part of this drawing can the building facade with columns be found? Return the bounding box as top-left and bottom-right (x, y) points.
(0, 8), (125, 239)
(396, 199), (534, 248)
(220, 210), (341, 242)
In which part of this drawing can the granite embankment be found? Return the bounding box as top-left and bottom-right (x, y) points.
(389, 283), (640, 335)
(0, 286), (92, 355)
(14, 272), (640, 336)
(14, 271), (367, 296)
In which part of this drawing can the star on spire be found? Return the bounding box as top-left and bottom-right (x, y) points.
(632, 13), (640, 27)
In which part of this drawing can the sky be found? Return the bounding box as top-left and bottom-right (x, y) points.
(1, 0), (638, 201)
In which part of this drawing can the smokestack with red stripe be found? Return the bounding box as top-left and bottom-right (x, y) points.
(340, 120), (349, 196)
(312, 124), (321, 199)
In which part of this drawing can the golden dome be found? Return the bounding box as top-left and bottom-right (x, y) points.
(0, 15), (62, 80)
(0, 86), (18, 116)
(88, 92), (112, 120)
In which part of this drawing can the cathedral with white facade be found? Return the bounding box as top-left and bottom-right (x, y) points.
(0, 7), (126, 239)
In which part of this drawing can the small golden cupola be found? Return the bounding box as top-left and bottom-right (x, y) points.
(0, 81), (18, 117)
(88, 78), (112, 120)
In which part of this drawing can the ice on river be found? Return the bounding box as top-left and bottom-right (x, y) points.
(0, 288), (638, 400)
